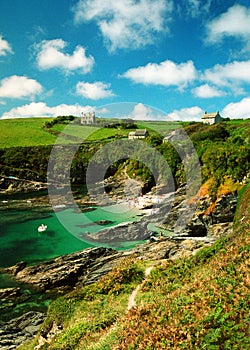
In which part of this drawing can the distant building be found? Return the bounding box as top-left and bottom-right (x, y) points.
(163, 129), (182, 143)
(202, 111), (222, 125)
(80, 111), (96, 125)
(128, 129), (149, 139)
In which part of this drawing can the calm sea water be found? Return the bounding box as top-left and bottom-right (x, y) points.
(0, 199), (142, 321)
(0, 204), (140, 268)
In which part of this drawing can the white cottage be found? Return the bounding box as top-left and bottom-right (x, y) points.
(202, 111), (222, 125)
(80, 111), (96, 125)
(128, 129), (149, 139)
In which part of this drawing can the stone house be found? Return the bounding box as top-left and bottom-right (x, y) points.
(80, 111), (96, 125)
(128, 129), (149, 139)
(163, 129), (182, 143)
(202, 111), (222, 125)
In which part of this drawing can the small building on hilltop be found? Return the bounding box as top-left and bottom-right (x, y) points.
(163, 129), (183, 143)
(80, 111), (96, 125)
(128, 129), (149, 140)
(202, 111), (222, 125)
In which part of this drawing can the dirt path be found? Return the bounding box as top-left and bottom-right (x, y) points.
(127, 265), (154, 311)
(88, 265), (155, 350)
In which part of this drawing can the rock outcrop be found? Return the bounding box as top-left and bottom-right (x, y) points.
(0, 311), (45, 350)
(5, 247), (126, 292)
(0, 177), (47, 195)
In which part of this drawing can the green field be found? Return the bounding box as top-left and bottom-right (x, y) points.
(0, 118), (57, 148)
(137, 120), (181, 135)
(0, 118), (182, 148)
(1, 117), (248, 149)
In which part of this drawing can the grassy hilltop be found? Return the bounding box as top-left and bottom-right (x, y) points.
(1, 116), (249, 196)
(0, 118), (57, 148)
(0, 117), (179, 148)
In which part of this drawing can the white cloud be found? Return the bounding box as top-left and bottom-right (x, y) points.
(206, 4), (250, 46)
(222, 97), (250, 119)
(129, 103), (178, 121)
(192, 84), (224, 98)
(73, 0), (173, 51)
(76, 81), (114, 100)
(166, 106), (203, 121)
(122, 60), (197, 88)
(0, 76), (43, 99)
(1, 102), (94, 119)
(129, 103), (156, 120)
(36, 39), (94, 74)
(203, 60), (250, 87)
(0, 35), (13, 56)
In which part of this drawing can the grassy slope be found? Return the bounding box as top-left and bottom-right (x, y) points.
(0, 118), (182, 148)
(19, 183), (250, 350)
(0, 118), (57, 148)
(116, 184), (250, 349)
(1, 117), (248, 148)
(137, 121), (181, 136)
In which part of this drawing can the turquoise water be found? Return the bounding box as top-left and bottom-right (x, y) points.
(0, 204), (140, 268)
(0, 200), (141, 321)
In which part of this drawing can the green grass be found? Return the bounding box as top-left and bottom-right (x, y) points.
(52, 123), (131, 142)
(0, 118), (183, 149)
(137, 121), (181, 136)
(0, 118), (57, 148)
(18, 257), (145, 350)
(115, 183), (250, 349)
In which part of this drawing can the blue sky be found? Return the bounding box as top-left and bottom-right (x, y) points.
(1, 0), (250, 121)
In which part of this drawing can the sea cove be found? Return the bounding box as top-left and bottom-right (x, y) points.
(0, 196), (141, 269)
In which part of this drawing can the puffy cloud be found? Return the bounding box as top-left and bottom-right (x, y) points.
(192, 84), (224, 98)
(76, 81), (115, 100)
(1, 102), (94, 119)
(166, 106), (203, 121)
(129, 103), (157, 121)
(129, 103), (185, 121)
(222, 97), (250, 119)
(73, 0), (173, 51)
(0, 35), (13, 56)
(122, 60), (197, 88)
(206, 4), (250, 46)
(36, 39), (94, 74)
(0, 75), (43, 99)
(203, 60), (250, 87)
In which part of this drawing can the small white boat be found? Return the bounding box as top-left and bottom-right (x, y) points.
(38, 224), (47, 233)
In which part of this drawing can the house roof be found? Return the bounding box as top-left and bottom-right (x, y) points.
(134, 129), (148, 135)
(129, 129), (148, 136)
(202, 111), (220, 119)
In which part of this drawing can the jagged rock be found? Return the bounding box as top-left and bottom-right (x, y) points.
(161, 191), (238, 238)
(0, 311), (45, 350)
(85, 220), (149, 244)
(210, 193), (238, 223)
(5, 247), (124, 292)
(5, 261), (27, 275)
(207, 222), (233, 238)
(0, 177), (46, 195)
(0, 288), (22, 300)
(181, 214), (207, 237)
